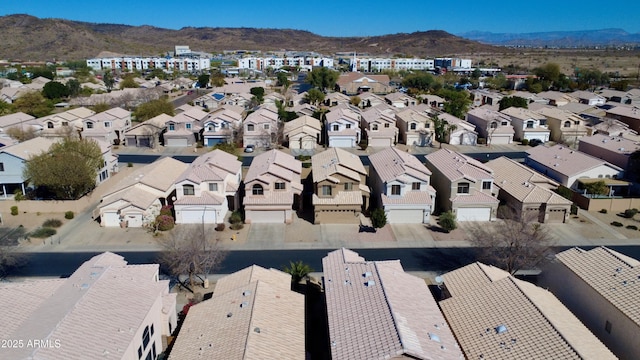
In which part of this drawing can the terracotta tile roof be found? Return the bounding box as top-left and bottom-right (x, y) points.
(1, 252), (174, 360)
(486, 157), (572, 205)
(554, 246), (640, 326)
(169, 265), (304, 360)
(245, 150), (301, 184)
(283, 115), (321, 134)
(526, 144), (623, 177)
(173, 191), (225, 206)
(369, 147), (431, 183)
(450, 190), (499, 205)
(312, 190), (363, 206)
(100, 186), (160, 211)
(323, 248), (463, 360)
(425, 148), (494, 182)
(382, 190), (433, 206)
(312, 147), (367, 183)
(177, 149), (242, 184)
(0, 111), (36, 128)
(441, 262), (616, 360)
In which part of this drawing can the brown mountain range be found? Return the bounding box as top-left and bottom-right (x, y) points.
(0, 14), (502, 62)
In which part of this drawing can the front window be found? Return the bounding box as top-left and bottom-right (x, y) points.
(247, 124), (255, 131)
(412, 182), (420, 190)
(410, 123), (417, 130)
(344, 182), (353, 191)
(457, 182), (470, 194)
(332, 124), (339, 131)
(384, 123), (390, 128)
(372, 124), (378, 131)
(186, 123), (192, 129)
(252, 184), (264, 195)
(104, 121), (111, 128)
(564, 121), (571, 128)
(169, 123), (175, 131)
(47, 122), (53, 129)
(0, 163), (4, 171)
(183, 184), (195, 195)
(263, 124), (270, 130)
(346, 124), (351, 129)
(526, 120), (534, 129)
(425, 123), (430, 128)
(209, 183), (218, 192)
(86, 121), (94, 129)
(322, 185), (332, 196)
(391, 184), (401, 195)
(275, 182), (285, 190)
(501, 121), (508, 126)
(482, 181), (492, 190)
(490, 122), (498, 129)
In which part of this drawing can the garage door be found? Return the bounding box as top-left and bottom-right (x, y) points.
(369, 138), (392, 147)
(247, 210), (285, 223)
(138, 137), (151, 147)
(547, 209), (566, 223)
(177, 209), (217, 224)
(166, 138), (188, 147)
(456, 207), (491, 221)
(386, 209), (424, 223)
(101, 212), (121, 227)
(489, 135), (511, 144)
(330, 138), (354, 148)
(525, 133), (548, 142)
(206, 138), (225, 147)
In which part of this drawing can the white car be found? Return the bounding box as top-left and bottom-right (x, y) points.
(244, 144), (255, 153)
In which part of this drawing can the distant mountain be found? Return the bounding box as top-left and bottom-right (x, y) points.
(458, 29), (640, 47)
(0, 14), (501, 62)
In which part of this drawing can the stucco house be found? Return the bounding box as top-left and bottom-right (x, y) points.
(39, 107), (96, 139)
(395, 108), (434, 147)
(501, 106), (551, 142)
(384, 92), (417, 108)
(96, 157), (189, 227)
(578, 134), (640, 176)
(525, 144), (625, 190)
(571, 90), (606, 106)
(361, 105), (399, 147)
(283, 115), (321, 150)
(0, 112), (41, 138)
(425, 149), (499, 221)
(538, 90), (577, 106)
(124, 113), (171, 148)
(202, 107), (243, 146)
(323, 91), (351, 107)
(0, 137), (55, 198)
(173, 149), (242, 224)
(540, 247), (640, 360)
(325, 105), (362, 148)
(369, 147), (436, 223)
(605, 105), (640, 133)
(535, 106), (589, 145)
(486, 156), (572, 223)
(243, 150), (302, 224)
(311, 147), (370, 224)
(466, 107), (515, 145)
(164, 106), (211, 147)
(357, 92), (386, 109)
(242, 105), (280, 148)
(335, 73), (392, 95)
(81, 107), (132, 145)
(436, 112), (478, 146)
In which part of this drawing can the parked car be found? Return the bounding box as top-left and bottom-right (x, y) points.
(244, 144), (255, 153)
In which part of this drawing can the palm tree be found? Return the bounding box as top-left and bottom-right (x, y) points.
(283, 260), (314, 285)
(432, 114), (457, 148)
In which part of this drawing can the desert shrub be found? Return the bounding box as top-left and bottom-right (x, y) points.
(42, 219), (63, 228)
(229, 211), (243, 225)
(570, 204), (578, 215)
(30, 227), (57, 238)
(623, 208), (638, 219)
(230, 222), (244, 230)
(626, 225), (638, 230)
(64, 211), (74, 219)
(439, 211), (457, 233)
(599, 209), (608, 214)
(370, 208), (387, 228)
(155, 215), (175, 231)
(10, 206), (18, 216)
(611, 221), (624, 227)
(520, 138), (529, 146)
(159, 205), (173, 216)
(127, 162), (133, 167)
(13, 189), (25, 201)
(215, 223), (225, 231)
(359, 139), (368, 150)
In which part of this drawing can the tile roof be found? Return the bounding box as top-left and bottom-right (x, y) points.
(312, 147), (367, 183)
(1, 136), (55, 159)
(177, 149), (242, 184)
(336, 73), (390, 86)
(169, 265), (304, 360)
(312, 190), (364, 206)
(425, 148), (494, 182)
(605, 105), (640, 120)
(173, 191), (225, 206)
(323, 248), (463, 360)
(579, 133), (640, 155)
(554, 246), (640, 326)
(382, 190), (434, 206)
(245, 149), (301, 184)
(501, 106), (547, 121)
(105, 157), (189, 196)
(1, 252), (174, 360)
(369, 147), (431, 183)
(0, 112), (36, 128)
(440, 262), (616, 360)
(486, 157), (572, 205)
(526, 144), (623, 177)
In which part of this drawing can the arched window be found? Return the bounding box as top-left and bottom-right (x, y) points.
(526, 120), (534, 129)
(490, 121), (498, 129)
(86, 121), (94, 129)
(252, 184), (264, 195)
(182, 184), (195, 195)
(47, 122), (54, 129)
(564, 121), (571, 128)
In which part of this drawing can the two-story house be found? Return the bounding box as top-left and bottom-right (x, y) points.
(435, 112), (478, 146)
(0, 137), (55, 198)
(395, 108), (434, 146)
(325, 105), (362, 148)
(173, 149), (242, 224)
(357, 92), (386, 109)
(369, 147), (436, 223)
(535, 107), (589, 145)
(323, 92), (351, 107)
(202, 107), (243, 146)
(384, 92), (417, 108)
(243, 150), (303, 223)
(164, 106), (212, 147)
(0, 112), (41, 139)
(500, 106), (551, 142)
(283, 115), (321, 151)
(311, 147), (370, 224)
(39, 107), (95, 139)
(425, 148), (499, 221)
(243, 105), (280, 148)
(124, 113), (171, 148)
(361, 105), (399, 147)
(571, 90), (606, 106)
(466, 107), (515, 145)
(82, 107), (132, 145)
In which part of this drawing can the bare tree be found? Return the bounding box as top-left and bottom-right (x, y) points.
(157, 226), (227, 289)
(466, 205), (557, 274)
(0, 246), (27, 279)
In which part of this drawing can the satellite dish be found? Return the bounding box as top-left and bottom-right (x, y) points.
(435, 276), (444, 284)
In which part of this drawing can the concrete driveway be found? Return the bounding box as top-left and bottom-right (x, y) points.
(391, 224), (435, 244)
(247, 223), (285, 247)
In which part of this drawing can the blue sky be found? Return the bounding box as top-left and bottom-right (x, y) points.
(4, 1), (640, 37)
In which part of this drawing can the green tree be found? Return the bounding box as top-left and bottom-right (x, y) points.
(306, 67), (339, 92)
(437, 88), (471, 118)
(42, 81), (70, 100)
(91, 102), (110, 114)
(432, 114), (457, 148)
(535, 63), (561, 83)
(66, 79), (81, 97)
(0, 100), (13, 115)
(133, 98), (175, 121)
(370, 208), (387, 229)
(402, 72), (436, 92)
(485, 73), (508, 90)
(197, 74), (210, 88)
(250, 87), (265, 103)
(583, 180), (609, 196)
(210, 70), (226, 87)
(498, 96), (529, 111)
(102, 71), (115, 92)
(305, 88), (325, 105)
(24, 138), (103, 200)
(283, 260), (314, 286)
(439, 211), (457, 233)
(13, 92), (53, 117)
(350, 96), (361, 107)
(30, 67), (54, 80)
(119, 75), (138, 89)
(276, 72), (290, 89)
(275, 100), (298, 122)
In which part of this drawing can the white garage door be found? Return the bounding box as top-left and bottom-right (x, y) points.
(177, 209), (217, 224)
(330, 138), (354, 148)
(247, 210), (285, 223)
(456, 207), (491, 221)
(386, 209), (424, 223)
(102, 212), (121, 227)
(369, 138), (392, 147)
(524, 133), (548, 142)
(166, 138), (188, 147)
(489, 135), (511, 144)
